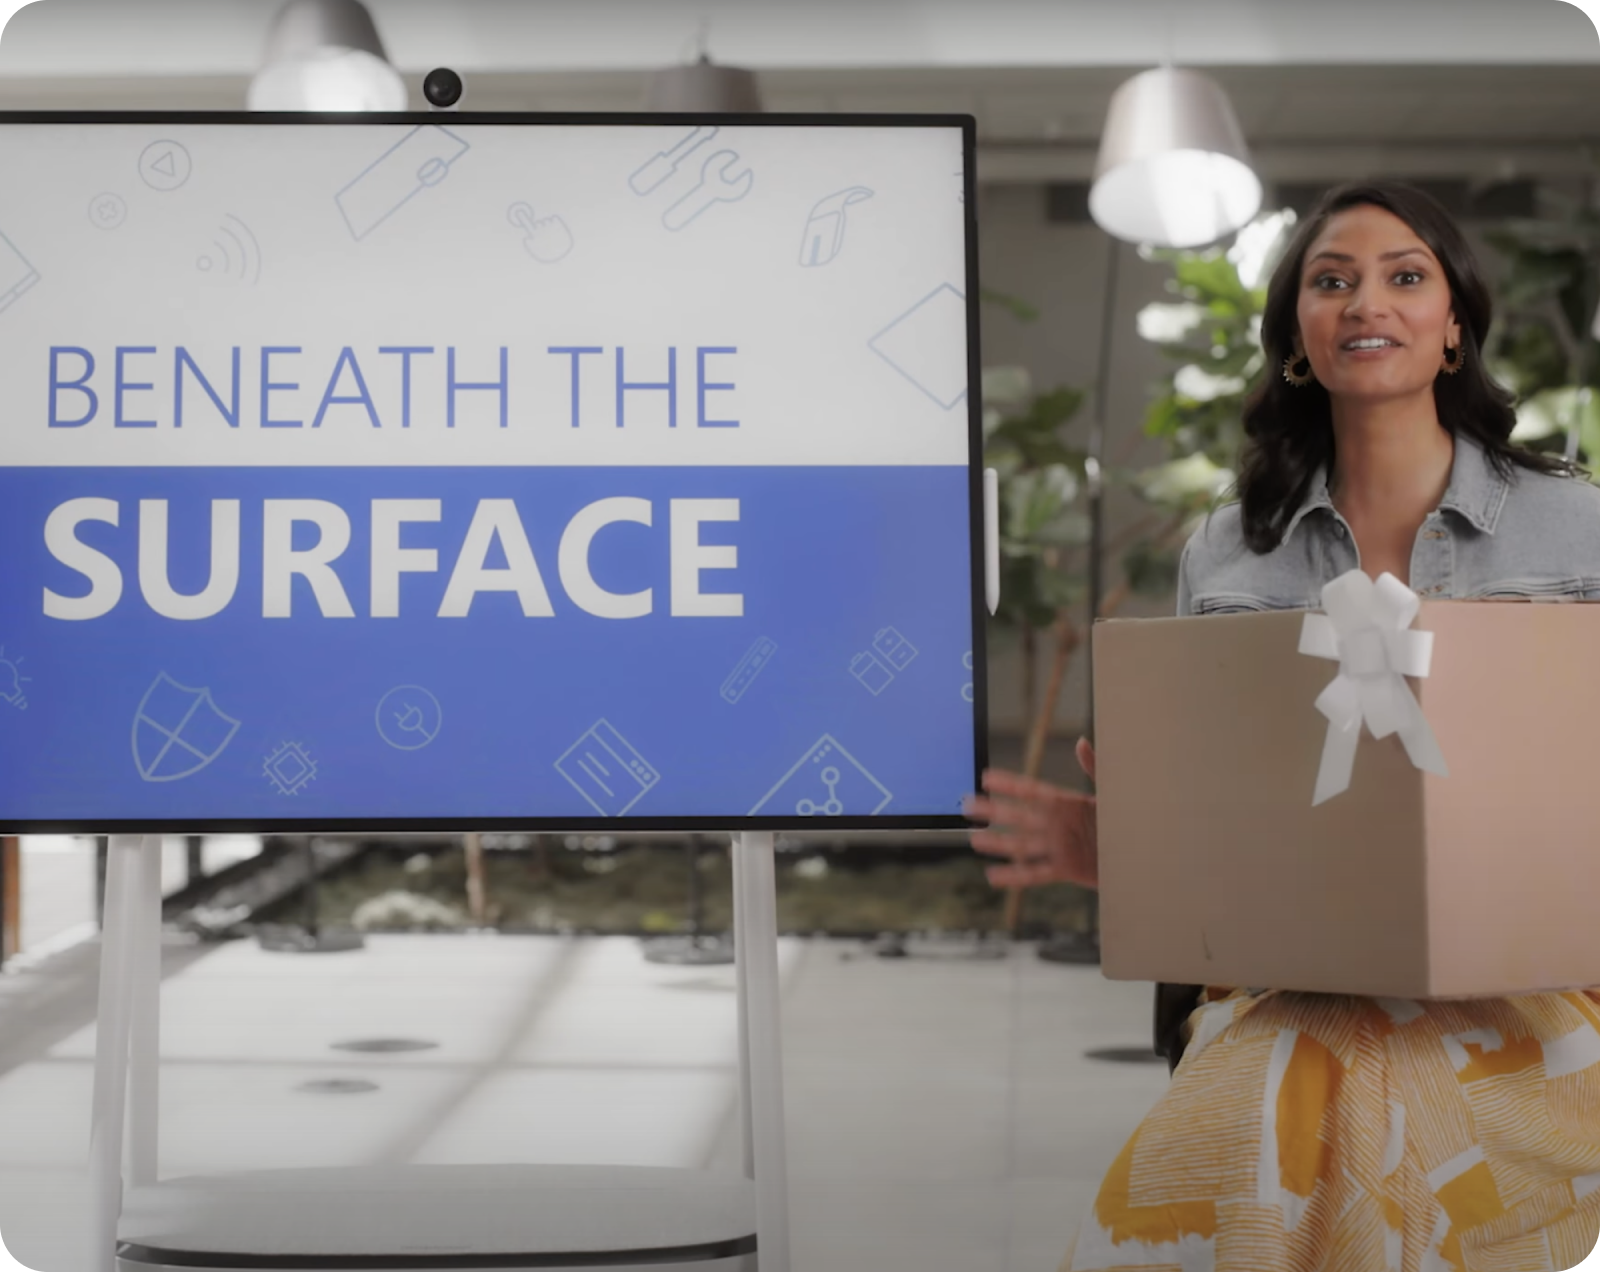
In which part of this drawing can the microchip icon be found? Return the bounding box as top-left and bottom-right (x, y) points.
(264, 742), (317, 795)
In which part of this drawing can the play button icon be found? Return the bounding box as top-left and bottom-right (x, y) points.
(138, 139), (192, 192)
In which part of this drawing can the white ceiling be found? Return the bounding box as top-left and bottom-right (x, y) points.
(1, 1), (1596, 184)
(1, 0), (1596, 76)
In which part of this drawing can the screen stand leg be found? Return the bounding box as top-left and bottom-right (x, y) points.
(90, 833), (162, 1272)
(731, 831), (790, 1271)
(128, 834), (163, 1189)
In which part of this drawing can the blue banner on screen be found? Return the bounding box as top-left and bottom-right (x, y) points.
(0, 117), (982, 828)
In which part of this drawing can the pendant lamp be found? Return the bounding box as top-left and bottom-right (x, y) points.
(1089, 66), (1261, 249)
(249, 0), (407, 112)
(646, 53), (763, 113)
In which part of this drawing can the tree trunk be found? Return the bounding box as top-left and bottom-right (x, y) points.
(185, 835), (205, 891)
(1004, 612), (1079, 932)
(1023, 615), (1081, 779)
(1002, 576), (1134, 934)
(464, 833), (487, 926)
(0, 837), (18, 963)
(529, 834), (552, 884)
(1019, 621), (1037, 735)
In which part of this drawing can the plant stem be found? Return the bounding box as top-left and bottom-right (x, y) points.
(1102, 513), (1164, 559)
(1023, 614), (1080, 778)
(1020, 621), (1037, 735)
(1002, 576), (1134, 934)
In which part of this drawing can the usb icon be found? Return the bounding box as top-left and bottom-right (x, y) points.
(721, 637), (778, 704)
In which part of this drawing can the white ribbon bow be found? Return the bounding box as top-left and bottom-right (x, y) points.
(1298, 569), (1449, 806)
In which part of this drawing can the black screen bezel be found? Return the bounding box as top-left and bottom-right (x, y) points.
(0, 110), (989, 834)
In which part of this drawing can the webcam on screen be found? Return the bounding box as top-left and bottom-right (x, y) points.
(423, 67), (463, 112)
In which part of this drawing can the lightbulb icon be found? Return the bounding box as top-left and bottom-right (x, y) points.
(0, 647), (30, 711)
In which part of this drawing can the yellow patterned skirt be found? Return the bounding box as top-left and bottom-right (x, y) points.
(1064, 988), (1600, 1272)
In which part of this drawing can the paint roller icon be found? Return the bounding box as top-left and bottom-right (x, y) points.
(799, 186), (874, 267)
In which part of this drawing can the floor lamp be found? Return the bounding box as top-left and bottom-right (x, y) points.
(1036, 234), (1119, 965)
(1039, 64), (1261, 967)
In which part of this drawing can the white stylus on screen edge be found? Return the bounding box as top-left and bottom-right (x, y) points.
(984, 467), (1000, 616)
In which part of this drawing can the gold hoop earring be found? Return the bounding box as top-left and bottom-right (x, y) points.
(1440, 344), (1465, 376)
(1282, 352), (1315, 387)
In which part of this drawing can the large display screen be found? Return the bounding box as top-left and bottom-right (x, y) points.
(0, 113), (986, 831)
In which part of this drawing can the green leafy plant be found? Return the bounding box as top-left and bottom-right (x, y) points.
(980, 361), (1096, 825)
(980, 218), (1301, 778)
(1483, 188), (1600, 475)
(978, 298), (1095, 932)
(1120, 209), (1301, 588)
(982, 367), (1089, 635)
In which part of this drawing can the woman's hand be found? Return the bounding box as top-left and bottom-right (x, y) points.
(963, 738), (1098, 891)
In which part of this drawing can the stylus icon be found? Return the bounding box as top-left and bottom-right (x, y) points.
(799, 187), (873, 267)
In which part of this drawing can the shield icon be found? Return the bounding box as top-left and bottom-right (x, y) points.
(131, 672), (241, 783)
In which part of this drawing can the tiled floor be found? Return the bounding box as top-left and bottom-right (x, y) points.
(0, 928), (1169, 1272)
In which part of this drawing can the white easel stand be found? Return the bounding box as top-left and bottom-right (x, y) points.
(88, 831), (790, 1272)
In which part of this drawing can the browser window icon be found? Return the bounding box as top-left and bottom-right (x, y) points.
(555, 719), (661, 817)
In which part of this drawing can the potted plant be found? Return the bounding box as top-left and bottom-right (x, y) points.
(1482, 188), (1600, 469)
(1126, 209), (1302, 565)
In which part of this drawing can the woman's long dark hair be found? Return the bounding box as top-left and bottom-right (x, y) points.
(1235, 180), (1575, 554)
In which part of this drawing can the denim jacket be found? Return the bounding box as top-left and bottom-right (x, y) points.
(1176, 433), (1600, 616)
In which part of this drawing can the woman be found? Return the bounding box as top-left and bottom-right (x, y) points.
(966, 181), (1600, 1272)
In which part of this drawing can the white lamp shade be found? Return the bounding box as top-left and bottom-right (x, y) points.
(249, 0), (407, 112)
(646, 56), (763, 112)
(249, 46), (406, 111)
(1090, 66), (1262, 249)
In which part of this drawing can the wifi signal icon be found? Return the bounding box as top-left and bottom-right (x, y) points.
(195, 214), (261, 285)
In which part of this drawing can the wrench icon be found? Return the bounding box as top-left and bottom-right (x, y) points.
(661, 150), (754, 232)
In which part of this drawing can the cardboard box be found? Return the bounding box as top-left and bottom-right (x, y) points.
(1092, 600), (1600, 1000)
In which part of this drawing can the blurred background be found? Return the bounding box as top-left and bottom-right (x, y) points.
(0, 5), (1596, 1267)
(4, 0), (1599, 959)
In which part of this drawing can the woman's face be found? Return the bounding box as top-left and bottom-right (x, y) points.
(1292, 203), (1462, 407)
